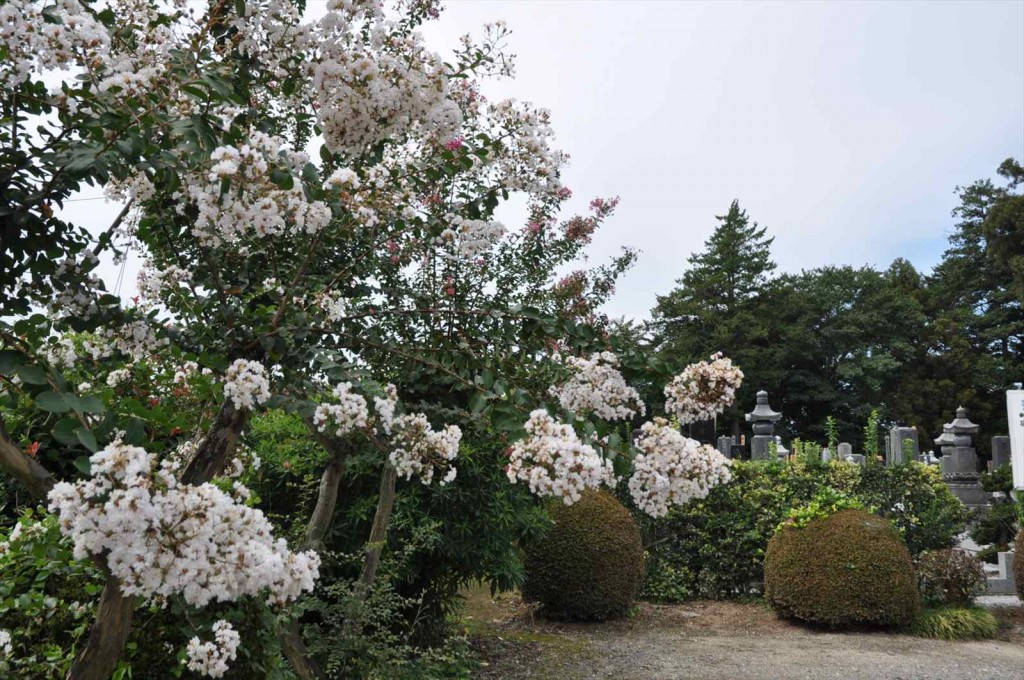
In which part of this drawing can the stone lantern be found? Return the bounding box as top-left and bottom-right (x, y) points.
(936, 406), (988, 508)
(745, 390), (781, 461)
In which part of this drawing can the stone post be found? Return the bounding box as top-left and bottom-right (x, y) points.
(936, 406), (989, 508)
(887, 426), (919, 466)
(717, 435), (734, 459)
(992, 436), (1011, 469)
(745, 390), (781, 461)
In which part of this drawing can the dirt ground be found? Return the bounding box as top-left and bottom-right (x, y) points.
(461, 588), (1024, 680)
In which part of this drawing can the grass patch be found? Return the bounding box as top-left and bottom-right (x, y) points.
(909, 606), (998, 641)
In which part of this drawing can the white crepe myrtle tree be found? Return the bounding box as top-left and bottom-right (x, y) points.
(0, 1), (740, 678)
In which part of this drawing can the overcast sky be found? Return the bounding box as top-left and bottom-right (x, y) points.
(74, 0), (1024, 321)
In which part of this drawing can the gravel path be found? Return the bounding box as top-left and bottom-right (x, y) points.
(467, 594), (1024, 680)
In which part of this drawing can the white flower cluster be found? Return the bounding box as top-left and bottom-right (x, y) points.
(313, 382), (369, 437)
(84, 319), (170, 363)
(106, 367), (133, 388)
(47, 443), (320, 607)
(548, 351), (645, 421)
(506, 409), (613, 505)
(185, 620), (240, 678)
(439, 214), (507, 257)
(42, 337), (78, 369)
(47, 252), (104, 319)
(222, 360), (271, 411)
(310, 9), (461, 158)
(389, 414), (461, 485)
(0, 629), (11, 656)
(663, 352), (744, 425)
(0, 0), (110, 86)
(181, 132), (332, 247)
(137, 261), (192, 308)
(628, 418), (732, 518)
(373, 384), (398, 435)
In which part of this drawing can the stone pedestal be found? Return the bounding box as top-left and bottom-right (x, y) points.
(887, 426), (919, 466)
(985, 551), (1016, 595)
(750, 436), (774, 460)
(992, 436), (1011, 469)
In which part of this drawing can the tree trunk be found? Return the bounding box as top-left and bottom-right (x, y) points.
(68, 399), (249, 678)
(279, 454), (347, 680)
(66, 562), (135, 680)
(181, 401), (250, 485)
(0, 418), (55, 500)
(357, 466), (397, 597)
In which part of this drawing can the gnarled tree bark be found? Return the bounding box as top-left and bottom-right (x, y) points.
(181, 401), (250, 485)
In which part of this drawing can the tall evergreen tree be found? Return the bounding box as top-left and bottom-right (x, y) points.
(649, 200), (777, 433)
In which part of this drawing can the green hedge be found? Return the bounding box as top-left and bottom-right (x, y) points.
(631, 459), (966, 601)
(765, 509), (920, 627)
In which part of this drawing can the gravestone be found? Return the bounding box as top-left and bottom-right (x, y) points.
(717, 435), (734, 459)
(837, 442), (853, 460)
(848, 454), (866, 465)
(887, 426), (919, 466)
(745, 390), (781, 461)
(992, 436), (1011, 469)
(775, 436), (789, 460)
(936, 406), (990, 508)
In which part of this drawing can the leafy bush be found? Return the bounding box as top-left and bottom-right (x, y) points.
(632, 459), (963, 601)
(0, 509), (103, 680)
(854, 463), (967, 557)
(909, 606), (998, 640)
(780, 487), (865, 531)
(1015, 529), (1024, 601)
(523, 490), (644, 620)
(764, 509), (920, 627)
(916, 549), (986, 607)
(970, 465), (1018, 563)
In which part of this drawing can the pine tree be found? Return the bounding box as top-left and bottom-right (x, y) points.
(649, 200), (777, 433)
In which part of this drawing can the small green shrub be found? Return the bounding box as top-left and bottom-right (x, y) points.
(764, 509), (920, 627)
(853, 462), (967, 556)
(916, 549), (986, 606)
(909, 606), (998, 640)
(1015, 529), (1024, 602)
(523, 490), (644, 620)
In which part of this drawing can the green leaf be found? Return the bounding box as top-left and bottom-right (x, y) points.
(469, 392), (489, 414)
(16, 364), (48, 385)
(35, 391), (71, 413)
(52, 418), (81, 446)
(0, 350), (20, 374)
(78, 395), (106, 414)
(75, 427), (99, 453)
(73, 456), (92, 476)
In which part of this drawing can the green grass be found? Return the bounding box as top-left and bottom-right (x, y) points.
(908, 606), (998, 641)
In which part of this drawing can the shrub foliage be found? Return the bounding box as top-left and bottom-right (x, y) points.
(915, 549), (986, 607)
(634, 460), (964, 601)
(764, 509), (920, 627)
(523, 490), (644, 620)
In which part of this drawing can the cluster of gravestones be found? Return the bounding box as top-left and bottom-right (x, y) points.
(714, 391), (1012, 510)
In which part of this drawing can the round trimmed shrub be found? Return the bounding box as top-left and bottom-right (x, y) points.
(764, 509), (920, 627)
(1015, 529), (1024, 601)
(916, 549), (986, 606)
(523, 490), (644, 620)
